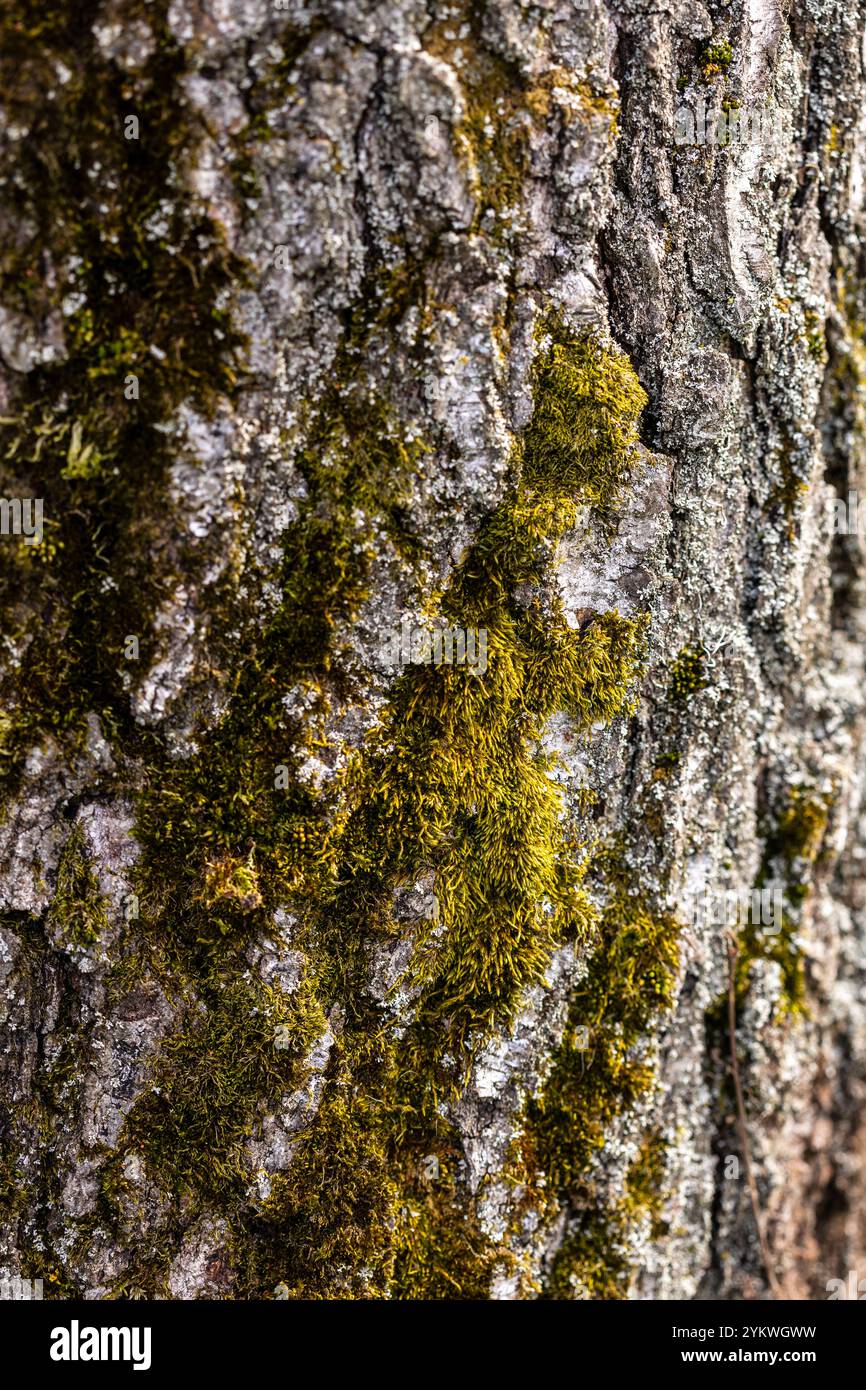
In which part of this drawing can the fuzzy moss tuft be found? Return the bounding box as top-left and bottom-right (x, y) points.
(700, 40), (734, 80)
(199, 852), (264, 917)
(237, 1030), (400, 1299)
(668, 645), (708, 702)
(127, 975), (326, 1203)
(46, 823), (110, 949)
(522, 326), (647, 511)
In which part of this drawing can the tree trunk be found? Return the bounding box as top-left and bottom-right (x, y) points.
(1, 0), (865, 1301)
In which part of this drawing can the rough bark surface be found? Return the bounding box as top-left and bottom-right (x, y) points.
(1, 0), (866, 1300)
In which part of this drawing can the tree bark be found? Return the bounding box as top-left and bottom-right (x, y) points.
(1, 0), (865, 1300)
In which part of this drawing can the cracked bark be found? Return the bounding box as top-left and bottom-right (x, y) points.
(1, 0), (865, 1300)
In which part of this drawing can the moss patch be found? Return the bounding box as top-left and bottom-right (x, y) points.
(0, 0), (247, 794)
(119, 313), (652, 1296)
(736, 786), (834, 1014)
(700, 40), (734, 81)
(668, 644), (708, 702)
(516, 856), (679, 1195)
(4, 16), (657, 1292)
(425, 14), (618, 240)
(46, 823), (110, 949)
(543, 1130), (668, 1299)
(129, 975), (326, 1203)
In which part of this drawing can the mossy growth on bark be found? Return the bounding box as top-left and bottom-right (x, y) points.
(735, 785), (835, 1014)
(0, 0), (247, 797)
(4, 34), (658, 1292)
(45, 822), (110, 950)
(668, 644), (709, 703)
(518, 880), (678, 1192)
(0, 0), (251, 1291)
(542, 1130), (668, 1299)
(128, 976), (327, 1202)
(110, 311), (656, 1298)
(425, 6), (617, 241)
(509, 851), (679, 1297)
(700, 39), (734, 82)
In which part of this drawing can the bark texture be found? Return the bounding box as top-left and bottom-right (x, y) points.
(1, 0), (866, 1300)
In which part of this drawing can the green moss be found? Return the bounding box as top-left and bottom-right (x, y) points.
(130, 387), (424, 960)
(0, 0), (248, 795)
(102, 253), (439, 1287)
(425, 15), (617, 240)
(453, 49), (533, 231)
(700, 40), (734, 80)
(0, 1134), (28, 1228)
(46, 823), (110, 948)
(0, 0), (259, 1289)
(2, 32), (655, 1291)
(733, 787), (834, 1014)
(321, 320), (648, 1065)
(521, 326), (647, 511)
(0, 0), (661, 1298)
(122, 312), (651, 1296)
(517, 858), (679, 1194)
(668, 645), (708, 702)
(654, 750), (681, 773)
(543, 1130), (667, 1299)
(769, 422), (811, 532)
(715, 96), (743, 150)
(735, 909), (806, 1015)
(237, 1029), (400, 1299)
(127, 975), (326, 1202)
(767, 787), (833, 880)
(199, 852), (264, 918)
(240, 1033), (500, 1301)
(391, 1160), (504, 1299)
(803, 309), (828, 363)
(704, 786), (834, 1032)
(497, 841), (680, 1299)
